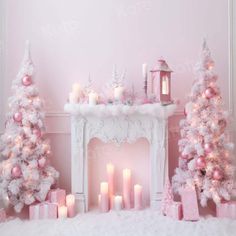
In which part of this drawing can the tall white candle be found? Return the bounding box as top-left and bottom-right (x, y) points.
(106, 163), (114, 208)
(58, 206), (68, 219)
(114, 86), (124, 101)
(162, 77), (169, 95)
(88, 92), (98, 105)
(134, 184), (143, 210)
(123, 169), (131, 209)
(66, 194), (75, 218)
(69, 92), (79, 103)
(142, 63), (148, 78)
(114, 195), (123, 211)
(100, 182), (109, 212)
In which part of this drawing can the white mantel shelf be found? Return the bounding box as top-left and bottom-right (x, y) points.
(64, 103), (177, 213)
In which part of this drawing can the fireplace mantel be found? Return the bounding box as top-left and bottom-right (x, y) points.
(64, 103), (176, 212)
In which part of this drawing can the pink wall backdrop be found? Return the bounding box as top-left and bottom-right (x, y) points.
(1, 0), (230, 206)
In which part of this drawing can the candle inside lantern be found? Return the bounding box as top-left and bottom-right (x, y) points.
(106, 163), (114, 208)
(123, 169), (131, 209)
(134, 184), (143, 210)
(100, 182), (109, 212)
(88, 91), (98, 105)
(58, 206), (68, 219)
(66, 194), (75, 218)
(162, 76), (169, 95)
(114, 86), (124, 101)
(142, 63), (148, 78)
(114, 195), (123, 211)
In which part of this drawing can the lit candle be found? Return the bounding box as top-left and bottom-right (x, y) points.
(134, 184), (143, 210)
(100, 182), (109, 212)
(123, 169), (131, 209)
(58, 206), (68, 219)
(114, 86), (124, 101)
(106, 163), (114, 208)
(88, 91), (98, 105)
(98, 194), (101, 210)
(162, 76), (169, 95)
(66, 194), (75, 218)
(72, 83), (81, 94)
(114, 195), (123, 211)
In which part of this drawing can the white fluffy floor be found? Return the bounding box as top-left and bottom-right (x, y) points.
(1, 209), (236, 236)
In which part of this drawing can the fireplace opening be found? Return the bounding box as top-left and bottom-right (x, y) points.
(88, 138), (150, 210)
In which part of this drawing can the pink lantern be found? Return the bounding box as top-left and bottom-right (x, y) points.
(150, 59), (173, 104)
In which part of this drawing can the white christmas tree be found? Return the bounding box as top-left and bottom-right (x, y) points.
(0, 41), (59, 212)
(161, 177), (173, 215)
(172, 40), (235, 207)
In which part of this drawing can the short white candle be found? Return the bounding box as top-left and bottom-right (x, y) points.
(58, 206), (68, 219)
(123, 169), (131, 209)
(114, 86), (124, 101)
(114, 195), (123, 211)
(66, 194), (75, 218)
(134, 184), (143, 210)
(162, 76), (169, 95)
(88, 92), (98, 105)
(72, 83), (81, 94)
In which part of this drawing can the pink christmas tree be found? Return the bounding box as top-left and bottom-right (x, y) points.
(172, 40), (235, 207)
(0, 42), (59, 212)
(161, 177), (173, 215)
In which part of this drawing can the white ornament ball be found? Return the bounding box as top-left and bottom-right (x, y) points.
(13, 112), (23, 122)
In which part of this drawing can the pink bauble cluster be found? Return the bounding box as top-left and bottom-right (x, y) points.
(22, 75), (32, 86)
(196, 156), (206, 169)
(11, 165), (22, 178)
(204, 87), (215, 99)
(13, 112), (23, 123)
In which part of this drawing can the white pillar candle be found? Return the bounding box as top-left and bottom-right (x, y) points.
(142, 63), (148, 78)
(100, 182), (109, 212)
(162, 77), (169, 95)
(66, 194), (75, 218)
(114, 86), (124, 101)
(114, 195), (123, 211)
(106, 163), (114, 208)
(123, 169), (131, 209)
(72, 83), (81, 94)
(98, 194), (101, 210)
(58, 206), (68, 219)
(69, 92), (79, 103)
(134, 184), (143, 210)
(88, 92), (98, 105)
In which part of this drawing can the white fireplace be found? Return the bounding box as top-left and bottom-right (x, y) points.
(64, 103), (176, 212)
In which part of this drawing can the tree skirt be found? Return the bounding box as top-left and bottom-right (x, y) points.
(0, 209), (235, 236)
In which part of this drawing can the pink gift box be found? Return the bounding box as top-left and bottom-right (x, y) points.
(47, 189), (66, 206)
(0, 208), (6, 223)
(166, 201), (183, 220)
(39, 202), (58, 219)
(216, 201), (236, 219)
(181, 186), (199, 221)
(29, 204), (40, 220)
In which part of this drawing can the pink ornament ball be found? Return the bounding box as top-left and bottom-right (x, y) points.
(22, 75), (32, 86)
(38, 157), (46, 168)
(204, 87), (215, 99)
(33, 128), (41, 138)
(213, 169), (223, 181)
(13, 112), (23, 122)
(196, 156), (206, 169)
(11, 165), (22, 178)
(204, 143), (214, 153)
